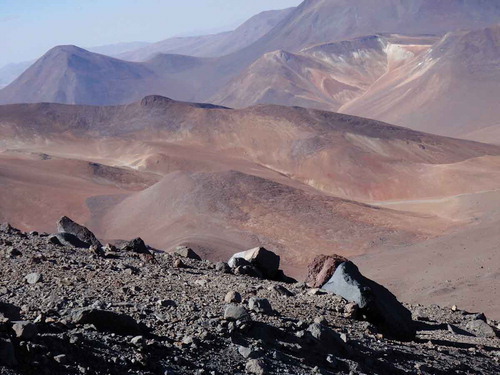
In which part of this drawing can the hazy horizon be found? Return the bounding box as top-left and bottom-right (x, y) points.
(0, 0), (302, 67)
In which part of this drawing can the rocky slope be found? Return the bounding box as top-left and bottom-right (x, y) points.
(0, 223), (499, 374)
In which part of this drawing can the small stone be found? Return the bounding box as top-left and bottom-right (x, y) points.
(307, 323), (344, 353)
(194, 279), (208, 287)
(25, 273), (42, 284)
(224, 305), (250, 321)
(215, 262), (231, 273)
(306, 288), (325, 296)
(174, 259), (186, 268)
(89, 245), (105, 257)
(157, 299), (177, 308)
(224, 291), (242, 304)
(245, 359), (267, 375)
(12, 321), (38, 340)
(270, 285), (294, 297)
(466, 319), (497, 338)
(248, 297), (272, 314)
(451, 305), (458, 312)
(470, 313), (487, 322)
(70, 308), (143, 335)
(53, 354), (68, 364)
(130, 336), (143, 346)
(238, 346), (261, 359)
(4, 247), (21, 258)
(326, 354), (337, 367)
(344, 302), (359, 319)
(314, 316), (328, 325)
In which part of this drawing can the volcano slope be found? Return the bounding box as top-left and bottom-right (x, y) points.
(341, 25), (500, 140)
(2, 96), (500, 316)
(2, 0), (499, 108)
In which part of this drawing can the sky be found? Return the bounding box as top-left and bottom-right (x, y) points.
(0, 0), (302, 67)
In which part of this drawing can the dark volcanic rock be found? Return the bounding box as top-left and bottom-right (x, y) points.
(121, 237), (151, 254)
(224, 305), (250, 321)
(466, 319), (497, 338)
(248, 298), (273, 315)
(306, 323), (345, 354)
(70, 309), (143, 335)
(56, 216), (101, 247)
(228, 247), (280, 279)
(305, 254), (349, 288)
(174, 246), (202, 260)
(323, 261), (416, 341)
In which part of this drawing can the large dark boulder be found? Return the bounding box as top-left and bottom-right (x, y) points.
(56, 216), (101, 247)
(121, 237), (151, 255)
(228, 247), (280, 280)
(305, 254), (349, 288)
(70, 309), (143, 335)
(323, 261), (416, 341)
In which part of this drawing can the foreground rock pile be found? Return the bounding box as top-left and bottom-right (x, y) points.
(0, 221), (499, 374)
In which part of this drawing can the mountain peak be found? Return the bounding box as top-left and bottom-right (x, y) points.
(44, 45), (90, 57)
(140, 95), (176, 107)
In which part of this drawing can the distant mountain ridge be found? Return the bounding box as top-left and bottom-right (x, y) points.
(117, 8), (295, 61)
(1, 0), (500, 141)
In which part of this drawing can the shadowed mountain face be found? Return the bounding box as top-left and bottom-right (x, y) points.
(0, 46), (217, 105)
(252, 0), (500, 53)
(118, 8), (295, 61)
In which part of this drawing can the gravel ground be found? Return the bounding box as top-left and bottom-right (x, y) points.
(0, 224), (499, 374)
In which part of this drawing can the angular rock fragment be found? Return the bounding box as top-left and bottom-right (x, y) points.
(322, 261), (415, 341)
(56, 216), (101, 247)
(224, 304), (250, 321)
(25, 272), (42, 284)
(305, 254), (349, 288)
(12, 321), (38, 339)
(174, 246), (202, 260)
(121, 237), (151, 254)
(224, 291), (242, 304)
(245, 359), (268, 375)
(248, 297), (273, 314)
(466, 319), (497, 338)
(306, 323), (345, 353)
(270, 285), (294, 297)
(70, 309), (143, 335)
(215, 262), (231, 273)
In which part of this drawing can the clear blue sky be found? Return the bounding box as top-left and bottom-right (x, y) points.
(0, 0), (302, 66)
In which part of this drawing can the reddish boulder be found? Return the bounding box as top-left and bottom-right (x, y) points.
(305, 254), (349, 288)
